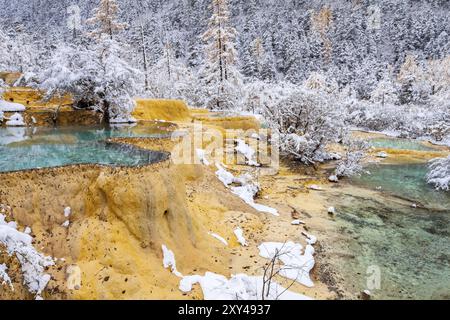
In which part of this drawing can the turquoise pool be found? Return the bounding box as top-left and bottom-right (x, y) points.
(329, 163), (450, 300)
(369, 137), (436, 151)
(0, 124), (172, 172)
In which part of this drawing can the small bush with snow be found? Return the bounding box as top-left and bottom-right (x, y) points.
(427, 156), (450, 191)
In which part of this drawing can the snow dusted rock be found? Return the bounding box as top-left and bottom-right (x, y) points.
(328, 175), (339, 183)
(64, 207), (71, 218)
(328, 207), (336, 215)
(233, 228), (248, 247)
(179, 272), (312, 300)
(309, 184), (323, 191)
(61, 220), (70, 228)
(361, 289), (372, 300)
(250, 133), (260, 140)
(5, 113), (25, 127)
(376, 151), (388, 158)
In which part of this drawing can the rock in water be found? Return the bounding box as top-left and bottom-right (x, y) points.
(328, 175), (339, 183)
(376, 151), (388, 158)
(361, 290), (372, 300)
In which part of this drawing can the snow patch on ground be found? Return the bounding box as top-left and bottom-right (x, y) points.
(5, 113), (25, 127)
(208, 232), (228, 246)
(235, 139), (260, 166)
(233, 228), (248, 247)
(0, 100), (26, 112)
(302, 232), (317, 245)
(0, 263), (13, 290)
(64, 207), (71, 218)
(179, 272), (312, 300)
(231, 184), (279, 216)
(214, 163), (279, 216)
(258, 241), (315, 288)
(215, 163), (235, 187)
(162, 245), (183, 278)
(0, 213), (55, 298)
(161, 242), (312, 300)
(61, 220), (70, 228)
(196, 149), (211, 166)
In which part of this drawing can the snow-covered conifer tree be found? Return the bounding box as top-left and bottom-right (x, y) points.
(370, 67), (399, 106)
(87, 0), (128, 40)
(201, 0), (243, 110)
(0, 30), (12, 71)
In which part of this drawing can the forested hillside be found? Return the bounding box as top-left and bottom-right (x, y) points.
(1, 0), (449, 94)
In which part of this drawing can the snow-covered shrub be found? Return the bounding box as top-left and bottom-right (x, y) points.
(370, 71), (399, 106)
(262, 87), (345, 164)
(334, 138), (368, 178)
(427, 156), (450, 191)
(39, 39), (141, 122)
(242, 80), (296, 115)
(345, 98), (449, 141)
(146, 55), (202, 107)
(426, 121), (450, 142)
(100, 39), (142, 121)
(39, 44), (102, 107)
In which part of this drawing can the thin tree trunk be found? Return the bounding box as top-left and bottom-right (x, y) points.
(140, 25), (149, 91)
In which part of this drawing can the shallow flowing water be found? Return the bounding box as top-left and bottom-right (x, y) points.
(328, 153), (450, 299)
(0, 124), (173, 172)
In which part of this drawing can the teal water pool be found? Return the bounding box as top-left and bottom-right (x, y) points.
(330, 163), (450, 299)
(0, 124), (173, 172)
(369, 137), (436, 151)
